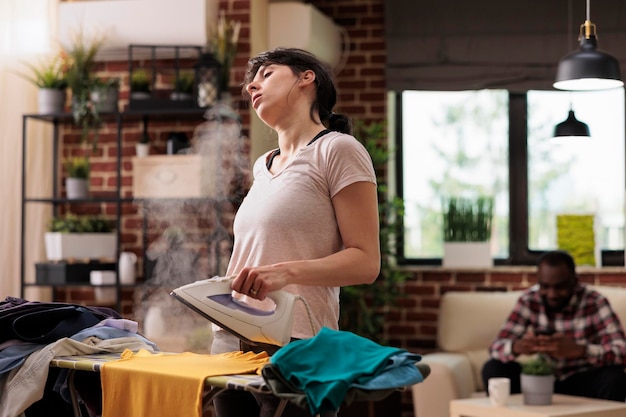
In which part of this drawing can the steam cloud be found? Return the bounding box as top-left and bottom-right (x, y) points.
(134, 101), (250, 352)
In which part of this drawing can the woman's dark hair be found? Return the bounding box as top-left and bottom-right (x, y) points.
(242, 47), (352, 134)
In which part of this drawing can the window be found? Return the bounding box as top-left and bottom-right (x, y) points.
(527, 90), (625, 254)
(396, 89), (625, 265)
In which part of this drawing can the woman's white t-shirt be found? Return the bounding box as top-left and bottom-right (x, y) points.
(224, 130), (376, 340)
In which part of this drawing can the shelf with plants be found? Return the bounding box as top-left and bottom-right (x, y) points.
(20, 32), (239, 313)
(20, 108), (211, 313)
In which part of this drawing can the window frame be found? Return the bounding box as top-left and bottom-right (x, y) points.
(394, 92), (626, 266)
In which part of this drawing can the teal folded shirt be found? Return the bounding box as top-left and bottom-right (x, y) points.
(270, 327), (422, 415)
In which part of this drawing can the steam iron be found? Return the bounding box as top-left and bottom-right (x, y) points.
(170, 276), (296, 346)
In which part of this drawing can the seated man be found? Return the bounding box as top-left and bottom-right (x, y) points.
(482, 250), (626, 402)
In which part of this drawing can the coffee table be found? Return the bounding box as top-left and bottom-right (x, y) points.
(450, 394), (626, 417)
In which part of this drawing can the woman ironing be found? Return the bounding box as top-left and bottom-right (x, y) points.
(211, 47), (380, 417)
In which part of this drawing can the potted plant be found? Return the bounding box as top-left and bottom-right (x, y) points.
(61, 29), (105, 150)
(520, 354), (556, 405)
(130, 69), (152, 100)
(207, 10), (241, 99)
(90, 77), (120, 113)
(442, 195), (494, 268)
(20, 52), (68, 114)
(44, 213), (116, 261)
(170, 71), (195, 101)
(65, 155), (90, 200)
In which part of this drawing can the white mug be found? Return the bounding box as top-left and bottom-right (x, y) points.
(119, 251), (138, 285)
(488, 377), (510, 407)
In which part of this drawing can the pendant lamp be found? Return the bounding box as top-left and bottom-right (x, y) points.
(553, 0), (623, 91)
(553, 107), (590, 138)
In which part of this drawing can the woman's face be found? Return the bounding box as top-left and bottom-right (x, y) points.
(245, 64), (301, 124)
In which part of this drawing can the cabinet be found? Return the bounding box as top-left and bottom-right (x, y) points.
(19, 108), (228, 313)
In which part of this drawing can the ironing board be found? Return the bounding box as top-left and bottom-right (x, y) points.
(50, 353), (429, 417)
(49, 353), (278, 417)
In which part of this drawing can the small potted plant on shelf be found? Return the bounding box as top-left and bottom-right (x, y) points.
(45, 213), (116, 262)
(520, 354), (556, 405)
(65, 155), (90, 200)
(442, 195), (494, 268)
(170, 70), (195, 101)
(130, 69), (152, 100)
(90, 76), (120, 113)
(19, 52), (68, 114)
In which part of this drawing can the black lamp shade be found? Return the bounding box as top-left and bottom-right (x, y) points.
(554, 35), (623, 91)
(553, 110), (590, 137)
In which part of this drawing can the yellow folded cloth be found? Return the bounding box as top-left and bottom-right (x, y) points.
(101, 349), (270, 417)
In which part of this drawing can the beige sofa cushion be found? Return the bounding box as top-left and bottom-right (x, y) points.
(437, 291), (523, 352)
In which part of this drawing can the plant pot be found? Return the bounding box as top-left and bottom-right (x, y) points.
(44, 232), (117, 262)
(135, 142), (150, 158)
(38, 88), (66, 114)
(90, 87), (119, 113)
(521, 374), (554, 405)
(443, 241), (493, 268)
(66, 177), (88, 200)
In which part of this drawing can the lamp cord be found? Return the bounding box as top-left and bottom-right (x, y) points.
(567, 0), (572, 48)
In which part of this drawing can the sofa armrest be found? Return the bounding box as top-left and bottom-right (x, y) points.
(412, 353), (476, 417)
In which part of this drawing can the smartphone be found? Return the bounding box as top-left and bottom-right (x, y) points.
(535, 328), (554, 336)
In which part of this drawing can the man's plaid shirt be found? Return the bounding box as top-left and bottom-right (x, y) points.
(488, 283), (626, 379)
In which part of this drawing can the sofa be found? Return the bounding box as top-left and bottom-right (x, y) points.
(411, 285), (626, 417)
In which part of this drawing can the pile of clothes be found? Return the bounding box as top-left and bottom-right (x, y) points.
(0, 296), (158, 417)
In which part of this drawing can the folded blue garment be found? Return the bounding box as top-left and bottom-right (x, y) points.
(0, 343), (42, 374)
(350, 352), (424, 390)
(270, 327), (422, 415)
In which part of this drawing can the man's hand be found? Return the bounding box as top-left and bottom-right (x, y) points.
(513, 328), (543, 355)
(542, 333), (586, 359)
(513, 329), (586, 359)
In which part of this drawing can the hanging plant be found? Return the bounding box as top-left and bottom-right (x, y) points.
(207, 10), (241, 95)
(61, 28), (106, 150)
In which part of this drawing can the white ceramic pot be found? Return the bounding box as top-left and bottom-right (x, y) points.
(442, 241), (493, 268)
(66, 177), (88, 200)
(521, 374), (555, 405)
(44, 232), (117, 261)
(38, 88), (66, 114)
(135, 142), (150, 157)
